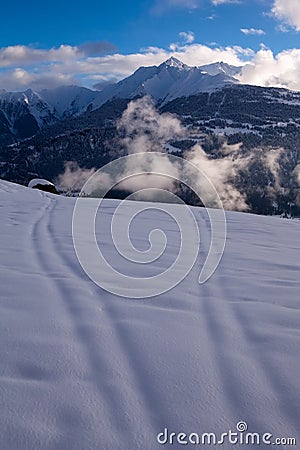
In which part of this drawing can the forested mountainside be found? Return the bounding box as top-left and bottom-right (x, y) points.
(1, 84), (300, 216)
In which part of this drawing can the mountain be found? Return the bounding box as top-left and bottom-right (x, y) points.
(1, 59), (300, 216)
(0, 86), (100, 143)
(0, 89), (57, 141)
(93, 57), (240, 106)
(0, 58), (241, 142)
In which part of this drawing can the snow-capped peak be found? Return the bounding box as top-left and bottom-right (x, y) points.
(160, 57), (188, 70)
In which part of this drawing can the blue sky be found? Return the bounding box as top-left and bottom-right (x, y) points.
(0, 0), (297, 53)
(0, 0), (299, 91)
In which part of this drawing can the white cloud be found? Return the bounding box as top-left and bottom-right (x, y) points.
(271, 0), (300, 31)
(0, 67), (75, 91)
(0, 42), (250, 91)
(239, 48), (300, 91)
(0, 45), (76, 68)
(151, 0), (239, 13)
(0, 43), (115, 69)
(276, 23), (290, 33)
(1, 41), (300, 92)
(211, 0), (239, 4)
(179, 31), (195, 44)
(240, 28), (266, 35)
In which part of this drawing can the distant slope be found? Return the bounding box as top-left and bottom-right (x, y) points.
(0, 179), (299, 449)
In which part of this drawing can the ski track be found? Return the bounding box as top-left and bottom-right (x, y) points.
(1, 182), (299, 450)
(31, 196), (159, 449)
(199, 216), (299, 442)
(47, 199), (226, 448)
(196, 212), (300, 447)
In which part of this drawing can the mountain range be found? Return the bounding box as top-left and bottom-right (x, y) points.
(1, 57), (300, 216)
(0, 58), (240, 142)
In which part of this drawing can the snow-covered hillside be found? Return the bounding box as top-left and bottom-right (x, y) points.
(0, 180), (299, 449)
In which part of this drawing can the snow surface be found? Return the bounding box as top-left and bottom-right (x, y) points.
(0, 179), (299, 449)
(28, 178), (54, 188)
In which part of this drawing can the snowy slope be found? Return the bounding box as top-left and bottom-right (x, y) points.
(40, 85), (98, 118)
(0, 180), (299, 449)
(199, 62), (241, 77)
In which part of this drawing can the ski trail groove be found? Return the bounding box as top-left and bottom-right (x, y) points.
(30, 196), (131, 448)
(197, 210), (299, 440)
(40, 197), (164, 448)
